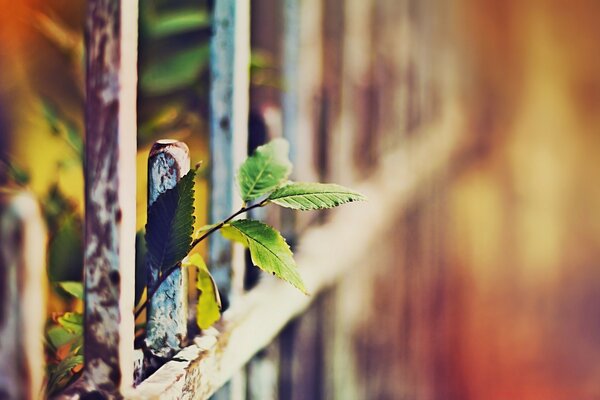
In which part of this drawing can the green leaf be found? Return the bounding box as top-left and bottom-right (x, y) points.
(46, 354), (84, 395)
(267, 182), (366, 210)
(48, 215), (83, 282)
(226, 220), (307, 294)
(237, 138), (292, 202)
(135, 230), (147, 307)
(46, 325), (78, 350)
(144, 9), (211, 38)
(57, 312), (83, 335)
(140, 44), (210, 95)
(57, 282), (83, 300)
(184, 254), (221, 330)
(145, 169), (196, 274)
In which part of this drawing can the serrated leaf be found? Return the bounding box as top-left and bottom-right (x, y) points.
(267, 182), (366, 210)
(145, 169), (196, 274)
(57, 281), (83, 300)
(237, 138), (292, 202)
(140, 44), (210, 95)
(184, 254), (221, 330)
(227, 220), (307, 294)
(57, 312), (83, 335)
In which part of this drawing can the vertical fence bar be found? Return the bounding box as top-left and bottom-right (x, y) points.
(145, 140), (190, 359)
(209, 0), (250, 311)
(0, 190), (47, 400)
(83, 0), (138, 394)
(210, 1), (250, 398)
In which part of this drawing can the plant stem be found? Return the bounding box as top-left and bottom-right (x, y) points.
(134, 200), (266, 319)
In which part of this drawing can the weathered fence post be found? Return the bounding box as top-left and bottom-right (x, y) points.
(210, 1), (250, 398)
(83, 0), (138, 394)
(145, 140), (190, 358)
(0, 190), (47, 400)
(209, 0), (250, 309)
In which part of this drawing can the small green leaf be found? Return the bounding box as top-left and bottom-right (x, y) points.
(57, 312), (83, 335)
(57, 282), (83, 300)
(46, 325), (78, 350)
(267, 182), (366, 210)
(227, 219), (307, 294)
(140, 44), (210, 95)
(184, 254), (221, 330)
(145, 169), (196, 274)
(237, 138), (292, 202)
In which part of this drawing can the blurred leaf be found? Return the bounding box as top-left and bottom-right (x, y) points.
(46, 354), (84, 396)
(237, 138), (292, 202)
(267, 182), (367, 210)
(135, 229), (147, 307)
(48, 215), (83, 282)
(41, 100), (84, 161)
(224, 219), (307, 294)
(0, 158), (30, 186)
(143, 9), (210, 38)
(46, 325), (77, 351)
(138, 104), (182, 140)
(184, 254), (221, 330)
(57, 281), (83, 300)
(145, 169), (196, 274)
(140, 44), (210, 95)
(57, 312), (83, 335)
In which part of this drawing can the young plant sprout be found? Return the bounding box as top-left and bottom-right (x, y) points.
(135, 138), (366, 329)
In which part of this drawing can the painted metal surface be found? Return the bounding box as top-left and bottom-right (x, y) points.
(145, 140), (190, 359)
(0, 190), (47, 400)
(83, 0), (137, 394)
(209, 0), (250, 311)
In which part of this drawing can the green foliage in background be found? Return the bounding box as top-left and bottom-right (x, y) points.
(45, 282), (84, 396)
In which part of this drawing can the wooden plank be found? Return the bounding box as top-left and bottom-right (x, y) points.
(145, 141), (190, 359)
(83, 0), (138, 394)
(0, 190), (47, 400)
(130, 114), (469, 399)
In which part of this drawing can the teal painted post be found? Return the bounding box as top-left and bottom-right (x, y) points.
(209, 0), (250, 398)
(209, 0), (249, 310)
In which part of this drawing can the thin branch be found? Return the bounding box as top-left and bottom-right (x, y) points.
(134, 200), (267, 320)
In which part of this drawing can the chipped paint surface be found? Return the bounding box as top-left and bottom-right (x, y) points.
(82, 0), (137, 396)
(145, 141), (190, 359)
(209, 0), (250, 311)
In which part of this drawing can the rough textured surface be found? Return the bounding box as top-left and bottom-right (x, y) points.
(83, 0), (138, 395)
(145, 140), (190, 359)
(209, 0), (250, 312)
(0, 190), (47, 400)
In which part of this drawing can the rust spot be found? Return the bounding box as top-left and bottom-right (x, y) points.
(115, 208), (122, 222)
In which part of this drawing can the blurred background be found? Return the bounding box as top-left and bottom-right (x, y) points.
(1, 0), (600, 399)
